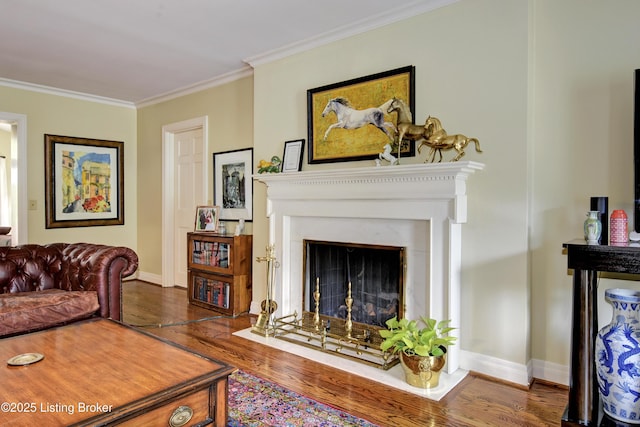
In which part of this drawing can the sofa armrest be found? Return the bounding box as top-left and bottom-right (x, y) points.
(53, 243), (139, 320)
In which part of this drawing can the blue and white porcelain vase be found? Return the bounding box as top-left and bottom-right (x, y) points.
(596, 288), (640, 424)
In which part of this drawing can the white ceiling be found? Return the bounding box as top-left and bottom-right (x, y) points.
(0, 0), (454, 106)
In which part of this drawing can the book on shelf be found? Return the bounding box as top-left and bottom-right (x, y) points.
(224, 283), (230, 308)
(192, 240), (227, 267)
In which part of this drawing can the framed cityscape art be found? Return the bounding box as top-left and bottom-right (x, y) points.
(44, 134), (124, 228)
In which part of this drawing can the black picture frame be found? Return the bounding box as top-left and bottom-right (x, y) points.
(281, 139), (305, 173)
(44, 134), (124, 228)
(307, 66), (415, 164)
(213, 148), (253, 222)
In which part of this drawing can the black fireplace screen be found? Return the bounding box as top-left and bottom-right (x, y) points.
(304, 240), (404, 328)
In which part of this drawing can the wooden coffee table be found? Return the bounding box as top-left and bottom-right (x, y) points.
(0, 318), (234, 426)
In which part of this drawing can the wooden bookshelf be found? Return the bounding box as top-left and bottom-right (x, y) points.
(187, 232), (252, 315)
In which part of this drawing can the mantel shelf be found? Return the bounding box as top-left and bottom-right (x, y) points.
(254, 161), (485, 186)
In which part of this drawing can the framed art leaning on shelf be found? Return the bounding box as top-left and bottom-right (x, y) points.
(194, 205), (220, 232)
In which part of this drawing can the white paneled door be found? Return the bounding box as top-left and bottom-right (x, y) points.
(173, 128), (204, 287)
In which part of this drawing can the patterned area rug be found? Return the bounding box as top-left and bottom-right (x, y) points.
(227, 370), (379, 427)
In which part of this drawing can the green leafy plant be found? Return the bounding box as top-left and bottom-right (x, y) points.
(257, 156), (282, 174)
(379, 316), (456, 357)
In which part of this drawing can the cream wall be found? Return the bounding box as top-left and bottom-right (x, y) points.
(252, 0), (531, 382)
(251, 0), (640, 384)
(0, 130), (9, 154)
(0, 129), (9, 158)
(531, 0), (640, 381)
(0, 86), (137, 248)
(136, 76), (253, 276)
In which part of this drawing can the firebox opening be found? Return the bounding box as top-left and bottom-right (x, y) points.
(303, 240), (404, 329)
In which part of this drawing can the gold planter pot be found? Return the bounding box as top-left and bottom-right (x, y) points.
(400, 350), (446, 389)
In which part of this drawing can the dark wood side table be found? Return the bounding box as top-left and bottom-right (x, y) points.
(562, 240), (640, 426)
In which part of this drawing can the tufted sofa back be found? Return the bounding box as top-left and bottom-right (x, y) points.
(0, 243), (138, 319)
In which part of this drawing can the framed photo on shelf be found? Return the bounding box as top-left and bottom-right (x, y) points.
(281, 139), (305, 173)
(213, 148), (253, 221)
(194, 205), (220, 232)
(44, 134), (124, 229)
(307, 65), (415, 164)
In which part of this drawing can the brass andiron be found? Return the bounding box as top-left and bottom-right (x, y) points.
(313, 278), (321, 332)
(252, 245), (279, 337)
(268, 274), (398, 369)
(345, 281), (353, 339)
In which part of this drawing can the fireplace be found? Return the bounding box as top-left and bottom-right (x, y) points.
(254, 161), (483, 378)
(304, 240), (404, 328)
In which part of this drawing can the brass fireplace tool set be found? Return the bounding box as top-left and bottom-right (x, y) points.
(252, 245), (398, 369)
(251, 245), (279, 336)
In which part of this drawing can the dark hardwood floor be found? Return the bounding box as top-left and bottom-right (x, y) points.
(122, 280), (567, 426)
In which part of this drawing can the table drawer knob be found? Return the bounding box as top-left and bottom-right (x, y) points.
(169, 405), (193, 427)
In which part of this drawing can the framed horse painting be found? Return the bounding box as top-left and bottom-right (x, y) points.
(307, 66), (415, 164)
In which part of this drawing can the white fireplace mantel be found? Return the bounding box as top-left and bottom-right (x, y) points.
(254, 161), (484, 375)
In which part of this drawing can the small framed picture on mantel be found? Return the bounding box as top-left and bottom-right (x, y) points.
(281, 139), (304, 173)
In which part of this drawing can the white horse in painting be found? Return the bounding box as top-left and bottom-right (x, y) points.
(321, 97), (396, 141)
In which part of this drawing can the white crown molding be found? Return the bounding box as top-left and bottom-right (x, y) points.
(0, 67), (254, 109)
(0, 78), (136, 109)
(135, 66), (254, 108)
(244, 0), (459, 68)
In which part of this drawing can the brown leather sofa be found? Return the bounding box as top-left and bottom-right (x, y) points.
(0, 243), (138, 337)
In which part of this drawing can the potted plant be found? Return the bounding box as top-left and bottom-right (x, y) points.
(379, 316), (456, 388)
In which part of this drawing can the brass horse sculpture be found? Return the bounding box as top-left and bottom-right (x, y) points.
(387, 97), (482, 162)
(422, 116), (482, 162)
(386, 97), (431, 159)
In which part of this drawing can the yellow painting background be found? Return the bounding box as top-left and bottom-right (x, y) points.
(311, 71), (412, 161)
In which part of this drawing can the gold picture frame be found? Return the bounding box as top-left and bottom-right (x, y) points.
(307, 66), (415, 164)
(44, 134), (124, 228)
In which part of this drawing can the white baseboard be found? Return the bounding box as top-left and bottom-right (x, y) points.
(460, 350), (532, 386)
(214, 300), (571, 388)
(135, 271), (163, 286)
(460, 351), (569, 387)
(531, 358), (569, 386)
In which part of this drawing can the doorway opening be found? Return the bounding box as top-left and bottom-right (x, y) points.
(0, 113), (28, 245)
(161, 117), (208, 287)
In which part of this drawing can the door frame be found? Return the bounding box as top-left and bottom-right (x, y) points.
(0, 112), (27, 244)
(162, 116), (208, 287)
